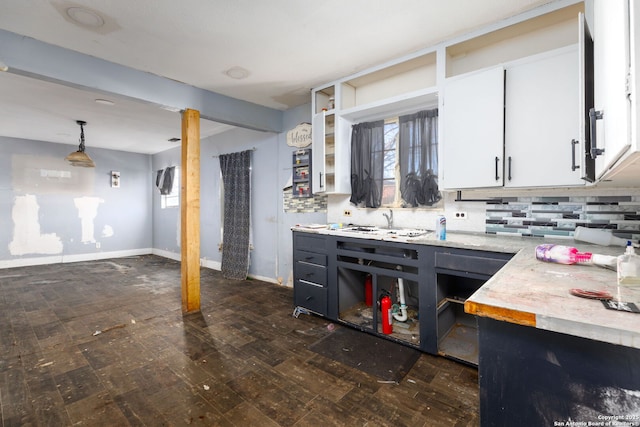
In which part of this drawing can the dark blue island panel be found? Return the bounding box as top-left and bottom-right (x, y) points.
(477, 317), (640, 426)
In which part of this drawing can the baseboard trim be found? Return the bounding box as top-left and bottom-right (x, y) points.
(0, 248), (153, 269)
(0, 249), (282, 285)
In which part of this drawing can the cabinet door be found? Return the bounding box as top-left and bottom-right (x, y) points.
(332, 116), (352, 194)
(442, 66), (505, 189)
(311, 113), (326, 193)
(634, 0), (640, 153)
(593, 0), (632, 178)
(504, 47), (584, 187)
(311, 113), (351, 194)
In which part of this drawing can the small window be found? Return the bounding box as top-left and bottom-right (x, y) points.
(382, 119), (400, 206)
(351, 108), (440, 209)
(159, 167), (179, 208)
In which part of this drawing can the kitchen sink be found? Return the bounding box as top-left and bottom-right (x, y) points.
(385, 228), (431, 238)
(339, 226), (431, 238)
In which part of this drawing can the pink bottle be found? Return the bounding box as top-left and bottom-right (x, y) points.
(535, 244), (592, 265)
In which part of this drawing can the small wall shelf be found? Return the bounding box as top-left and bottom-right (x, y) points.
(292, 149), (312, 198)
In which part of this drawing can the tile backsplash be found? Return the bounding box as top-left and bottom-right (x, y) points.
(283, 191), (327, 213)
(486, 195), (640, 242)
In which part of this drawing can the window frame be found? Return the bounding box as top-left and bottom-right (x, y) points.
(381, 117), (402, 208)
(160, 167), (180, 209)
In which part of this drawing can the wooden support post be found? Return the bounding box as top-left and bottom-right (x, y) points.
(181, 108), (201, 313)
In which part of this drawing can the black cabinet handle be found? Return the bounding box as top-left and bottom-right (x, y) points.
(319, 172), (324, 188)
(495, 156), (500, 181)
(305, 296), (314, 301)
(589, 108), (605, 160)
(508, 157), (512, 181)
(571, 139), (580, 171)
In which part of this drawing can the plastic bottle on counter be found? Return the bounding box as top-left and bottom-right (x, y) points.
(535, 244), (592, 265)
(589, 253), (618, 270)
(617, 241), (640, 286)
(574, 226), (633, 247)
(436, 215), (446, 241)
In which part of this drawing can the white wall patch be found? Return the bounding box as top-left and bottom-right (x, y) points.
(102, 225), (114, 238)
(74, 197), (104, 243)
(9, 194), (63, 255)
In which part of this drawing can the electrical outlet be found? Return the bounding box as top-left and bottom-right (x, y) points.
(96, 242), (101, 249)
(343, 209), (352, 217)
(454, 211), (468, 220)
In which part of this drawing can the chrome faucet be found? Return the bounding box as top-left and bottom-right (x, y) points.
(383, 209), (393, 229)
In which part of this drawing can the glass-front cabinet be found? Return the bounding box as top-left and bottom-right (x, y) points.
(311, 85), (351, 194)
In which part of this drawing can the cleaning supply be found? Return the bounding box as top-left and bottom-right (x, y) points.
(535, 244), (592, 265)
(535, 244), (618, 270)
(589, 253), (618, 271)
(364, 274), (373, 306)
(617, 241), (640, 286)
(380, 294), (393, 334)
(436, 215), (446, 241)
(574, 226), (636, 247)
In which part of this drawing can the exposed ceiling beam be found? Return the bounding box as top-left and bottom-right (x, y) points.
(0, 29), (283, 133)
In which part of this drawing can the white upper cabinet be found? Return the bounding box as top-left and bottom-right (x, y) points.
(590, 0), (640, 185)
(311, 108), (351, 195)
(310, 52), (438, 195)
(504, 46), (585, 187)
(311, 111), (327, 194)
(592, 0), (630, 174)
(441, 5), (590, 190)
(441, 67), (505, 189)
(311, 85), (351, 195)
(442, 47), (586, 190)
(311, 2), (594, 193)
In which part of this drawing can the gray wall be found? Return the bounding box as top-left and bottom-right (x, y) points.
(277, 103), (327, 286)
(0, 136), (152, 267)
(0, 106), (323, 286)
(150, 104), (325, 285)
(151, 125), (283, 281)
(151, 147), (181, 254)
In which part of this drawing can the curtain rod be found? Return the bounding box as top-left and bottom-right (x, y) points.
(211, 147), (256, 158)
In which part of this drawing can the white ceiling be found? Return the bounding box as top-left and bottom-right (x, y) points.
(0, 0), (557, 154)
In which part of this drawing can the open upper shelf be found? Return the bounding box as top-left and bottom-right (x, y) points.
(446, 3), (583, 77)
(340, 87), (438, 123)
(341, 52), (437, 110)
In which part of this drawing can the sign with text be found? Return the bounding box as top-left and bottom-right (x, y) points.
(286, 122), (312, 148)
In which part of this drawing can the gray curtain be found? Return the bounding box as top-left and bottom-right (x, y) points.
(156, 166), (175, 195)
(219, 150), (251, 280)
(350, 120), (385, 208)
(399, 108), (441, 207)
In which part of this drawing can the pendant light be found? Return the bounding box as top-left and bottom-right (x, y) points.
(65, 120), (95, 167)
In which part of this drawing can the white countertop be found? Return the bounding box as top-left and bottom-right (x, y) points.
(293, 225), (640, 349)
(467, 241), (640, 349)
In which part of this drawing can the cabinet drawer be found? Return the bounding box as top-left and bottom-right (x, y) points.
(435, 252), (510, 276)
(294, 281), (327, 315)
(295, 262), (327, 287)
(294, 233), (327, 253)
(294, 250), (327, 266)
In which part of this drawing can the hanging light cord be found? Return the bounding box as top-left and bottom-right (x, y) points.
(77, 120), (86, 152)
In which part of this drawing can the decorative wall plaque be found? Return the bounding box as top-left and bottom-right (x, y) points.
(286, 122), (312, 148)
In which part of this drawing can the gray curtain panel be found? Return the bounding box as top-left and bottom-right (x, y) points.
(219, 150), (252, 280)
(155, 166), (175, 195)
(399, 108), (441, 207)
(350, 120), (385, 208)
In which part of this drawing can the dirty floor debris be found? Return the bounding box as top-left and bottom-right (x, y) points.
(0, 255), (479, 426)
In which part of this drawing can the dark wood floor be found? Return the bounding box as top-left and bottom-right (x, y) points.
(0, 255), (479, 426)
